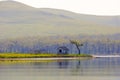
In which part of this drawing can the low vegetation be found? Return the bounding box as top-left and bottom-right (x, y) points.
(0, 53), (92, 58)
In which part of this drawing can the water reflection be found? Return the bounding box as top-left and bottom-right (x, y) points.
(55, 59), (85, 76)
(57, 60), (69, 69)
(0, 58), (120, 80)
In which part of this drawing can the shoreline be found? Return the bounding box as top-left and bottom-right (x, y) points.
(92, 55), (120, 58)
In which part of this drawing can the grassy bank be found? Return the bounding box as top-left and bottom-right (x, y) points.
(0, 53), (92, 58)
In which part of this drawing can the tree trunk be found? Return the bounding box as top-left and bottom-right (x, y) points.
(76, 45), (80, 55)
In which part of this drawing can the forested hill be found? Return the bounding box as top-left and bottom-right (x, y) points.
(0, 35), (120, 54)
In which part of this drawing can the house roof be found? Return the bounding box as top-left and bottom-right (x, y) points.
(57, 46), (69, 51)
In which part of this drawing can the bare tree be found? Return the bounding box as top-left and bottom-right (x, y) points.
(70, 40), (83, 55)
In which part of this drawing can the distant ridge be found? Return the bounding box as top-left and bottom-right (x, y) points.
(0, 1), (120, 39)
(0, 0), (34, 10)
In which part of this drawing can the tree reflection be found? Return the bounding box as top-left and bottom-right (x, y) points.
(76, 60), (81, 68)
(71, 60), (83, 76)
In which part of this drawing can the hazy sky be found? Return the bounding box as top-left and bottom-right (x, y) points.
(1, 0), (120, 15)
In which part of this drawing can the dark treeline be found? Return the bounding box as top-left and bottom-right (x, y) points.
(0, 37), (120, 54)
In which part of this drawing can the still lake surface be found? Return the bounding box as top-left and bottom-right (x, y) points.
(0, 58), (120, 80)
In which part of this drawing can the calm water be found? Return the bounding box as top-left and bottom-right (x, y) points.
(0, 58), (120, 80)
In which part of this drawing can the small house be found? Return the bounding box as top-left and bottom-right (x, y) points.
(57, 46), (69, 55)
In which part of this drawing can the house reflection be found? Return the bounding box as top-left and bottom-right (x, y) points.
(57, 60), (83, 69)
(57, 60), (69, 69)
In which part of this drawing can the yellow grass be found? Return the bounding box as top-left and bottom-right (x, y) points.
(0, 53), (92, 58)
